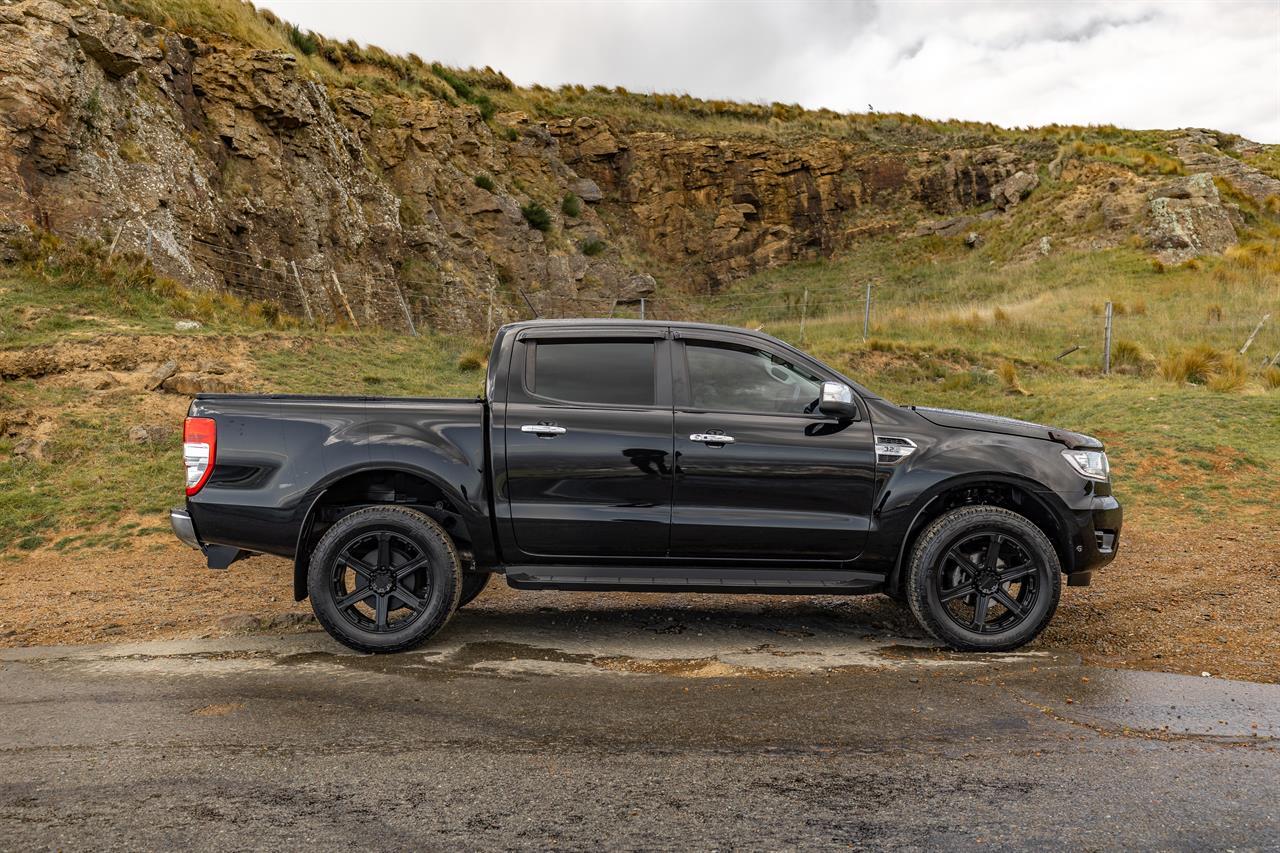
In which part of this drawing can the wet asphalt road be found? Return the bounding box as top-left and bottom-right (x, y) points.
(1, 606), (1277, 851)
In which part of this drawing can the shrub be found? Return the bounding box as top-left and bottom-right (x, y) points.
(992, 306), (1010, 324)
(1264, 366), (1280, 390)
(1110, 339), (1149, 373)
(580, 238), (606, 256)
(561, 193), (582, 218)
(1159, 344), (1222, 384)
(1206, 304), (1223, 323)
(503, 127), (519, 142)
(456, 344), (488, 371)
(474, 174), (496, 192)
(118, 140), (147, 163)
(1207, 355), (1248, 393)
(520, 201), (552, 232)
(288, 25), (318, 56)
(996, 360), (1028, 395)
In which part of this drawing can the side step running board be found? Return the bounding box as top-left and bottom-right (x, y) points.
(504, 566), (883, 595)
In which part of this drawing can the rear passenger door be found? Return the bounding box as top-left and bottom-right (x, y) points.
(502, 328), (674, 560)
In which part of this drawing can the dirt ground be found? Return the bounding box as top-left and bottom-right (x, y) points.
(1, 516), (1276, 683)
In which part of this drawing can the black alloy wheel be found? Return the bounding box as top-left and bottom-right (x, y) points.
(906, 505), (1062, 652)
(934, 531), (1040, 635)
(330, 530), (431, 633)
(307, 506), (461, 653)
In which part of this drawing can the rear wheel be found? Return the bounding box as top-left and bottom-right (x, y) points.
(307, 506), (461, 654)
(906, 505), (1061, 652)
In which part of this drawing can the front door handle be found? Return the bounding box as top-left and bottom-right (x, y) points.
(690, 433), (735, 445)
(521, 424), (567, 437)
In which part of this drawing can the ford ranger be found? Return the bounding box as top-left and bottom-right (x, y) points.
(170, 320), (1122, 653)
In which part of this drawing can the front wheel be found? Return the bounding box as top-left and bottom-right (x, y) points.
(906, 505), (1061, 652)
(307, 506), (462, 653)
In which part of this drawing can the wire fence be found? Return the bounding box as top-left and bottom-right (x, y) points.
(115, 219), (1280, 372)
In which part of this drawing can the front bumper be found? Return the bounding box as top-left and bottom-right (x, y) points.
(1063, 494), (1122, 585)
(170, 507), (201, 550)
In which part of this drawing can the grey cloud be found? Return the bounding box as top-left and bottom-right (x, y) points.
(260, 0), (1280, 141)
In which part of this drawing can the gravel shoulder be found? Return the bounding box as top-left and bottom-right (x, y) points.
(1, 516), (1275, 683)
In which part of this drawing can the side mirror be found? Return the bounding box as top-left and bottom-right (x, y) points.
(818, 381), (857, 419)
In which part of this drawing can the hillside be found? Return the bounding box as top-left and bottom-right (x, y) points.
(3, 0), (1279, 330)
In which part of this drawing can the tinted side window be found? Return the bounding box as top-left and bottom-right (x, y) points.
(532, 341), (656, 406)
(686, 342), (821, 414)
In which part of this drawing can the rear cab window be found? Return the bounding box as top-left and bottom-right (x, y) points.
(528, 340), (656, 406)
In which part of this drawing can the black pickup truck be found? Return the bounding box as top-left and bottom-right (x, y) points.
(171, 320), (1121, 653)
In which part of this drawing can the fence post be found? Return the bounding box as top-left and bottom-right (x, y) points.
(108, 221), (126, 257)
(487, 282), (495, 336)
(329, 271), (359, 329)
(518, 288), (540, 319)
(1103, 301), (1113, 374)
(799, 288), (809, 343)
(289, 261), (314, 324)
(393, 282), (417, 336)
(1239, 313), (1270, 355)
(862, 281), (872, 341)
(640, 297), (646, 321)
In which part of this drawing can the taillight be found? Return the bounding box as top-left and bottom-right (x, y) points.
(184, 417), (216, 496)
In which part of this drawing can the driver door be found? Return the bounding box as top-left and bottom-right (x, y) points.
(669, 333), (876, 563)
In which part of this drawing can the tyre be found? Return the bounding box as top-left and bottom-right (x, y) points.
(458, 572), (491, 608)
(906, 505), (1061, 652)
(307, 506), (461, 654)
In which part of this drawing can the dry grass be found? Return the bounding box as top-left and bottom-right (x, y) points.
(1110, 339), (1150, 374)
(1158, 344), (1222, 384)
(1206, 354), (1248, 393)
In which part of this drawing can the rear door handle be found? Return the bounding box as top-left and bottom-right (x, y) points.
(521, 424), (567, 437)
(690, 433), (735, 445)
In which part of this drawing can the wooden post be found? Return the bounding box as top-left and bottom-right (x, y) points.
(1239, 313), (1270, 355)
(394, 281), (417, 336)
(108, 222), (126, 257)
(330, 271), (359, 329)
(862, 281), (872, 341)
(799, 288), (809, 343)
(290, 261), (314, 324)
(518, 288), (539, 319)
(1103, 301), (1113, 375)
(639, 297), (646, 320)
(487, 282), (495, 336)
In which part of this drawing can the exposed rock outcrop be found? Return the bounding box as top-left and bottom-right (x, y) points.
(1146, 173), (1239, 264)
(0, 0), (1269, 326)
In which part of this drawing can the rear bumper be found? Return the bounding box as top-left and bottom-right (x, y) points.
(170, 507), (201, 550)
(170, 506), (245, 570)
(1063, 494), (1122, 585)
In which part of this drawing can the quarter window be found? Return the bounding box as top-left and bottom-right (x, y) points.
(531, 341), (656, 406)
(686, 342), (822, 414)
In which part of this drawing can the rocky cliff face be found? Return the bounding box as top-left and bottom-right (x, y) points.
(1, 0), (1275, 328)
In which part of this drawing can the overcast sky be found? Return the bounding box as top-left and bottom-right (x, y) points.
(259, 0), (1280, 142)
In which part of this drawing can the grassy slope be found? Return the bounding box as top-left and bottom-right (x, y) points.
(3, 233), (1277, 557)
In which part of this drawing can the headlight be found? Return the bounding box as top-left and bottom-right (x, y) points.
(1061, 449), (1108, 481)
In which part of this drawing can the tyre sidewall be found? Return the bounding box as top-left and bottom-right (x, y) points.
(907, 506), (1061, 652)
(307, 507), (461, 653)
